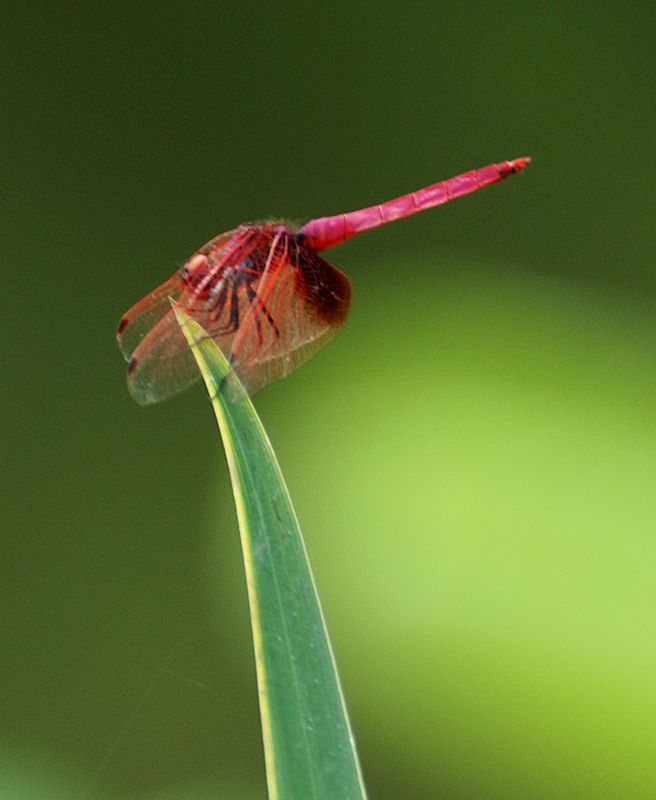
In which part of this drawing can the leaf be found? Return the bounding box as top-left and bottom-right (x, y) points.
(174, 306), (368, 800)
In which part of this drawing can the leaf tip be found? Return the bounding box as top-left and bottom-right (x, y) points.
(172, 301), (207, 349)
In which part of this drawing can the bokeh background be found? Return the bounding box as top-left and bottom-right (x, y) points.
(2, 3), (656, 798)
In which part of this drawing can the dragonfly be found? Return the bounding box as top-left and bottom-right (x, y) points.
(117, 157), (530, 404)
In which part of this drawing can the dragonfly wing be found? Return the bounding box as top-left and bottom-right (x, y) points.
(229, 241), (352, 394)
(117, 273), (183, 360)
(121, 227), (257, 404)
(120, 225), (350, 403)
(127, 277), (272, 405)
(125, 307), (201, 405)
(117, 228), (244, 362)
(126, 235), (266, 405)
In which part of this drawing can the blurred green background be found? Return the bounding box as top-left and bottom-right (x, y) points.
(2, 3), (656, 798)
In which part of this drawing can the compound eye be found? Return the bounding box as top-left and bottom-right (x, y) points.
(182, 253), (209, 283)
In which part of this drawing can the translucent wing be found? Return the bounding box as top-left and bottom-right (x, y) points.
(125, 308), (200, 404)
(125, 227), (262, 405)
(229, 236), (352, 394)
(116, 273), (183, 360)
(121, 225), (351, 404)
(126, 282), (266, 405)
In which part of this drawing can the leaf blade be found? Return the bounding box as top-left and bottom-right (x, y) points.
(174, 307), (367, 800)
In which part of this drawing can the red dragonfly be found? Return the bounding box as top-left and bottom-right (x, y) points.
(118, 157), (530, 404)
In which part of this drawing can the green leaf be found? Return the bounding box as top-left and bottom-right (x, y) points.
(174, 307), (368, 800)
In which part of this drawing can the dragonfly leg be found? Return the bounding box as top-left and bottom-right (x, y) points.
(214, 289), (241, 336)
(246, 284), (265, 347)
(246, 284), (280, 338)
(207, 284), (228, 321)
(227, 290), (240, 334)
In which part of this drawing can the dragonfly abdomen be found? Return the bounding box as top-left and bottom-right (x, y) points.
(298, 157), (530, 250)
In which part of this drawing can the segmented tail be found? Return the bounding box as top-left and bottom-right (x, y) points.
(298, 157), (531, 251)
